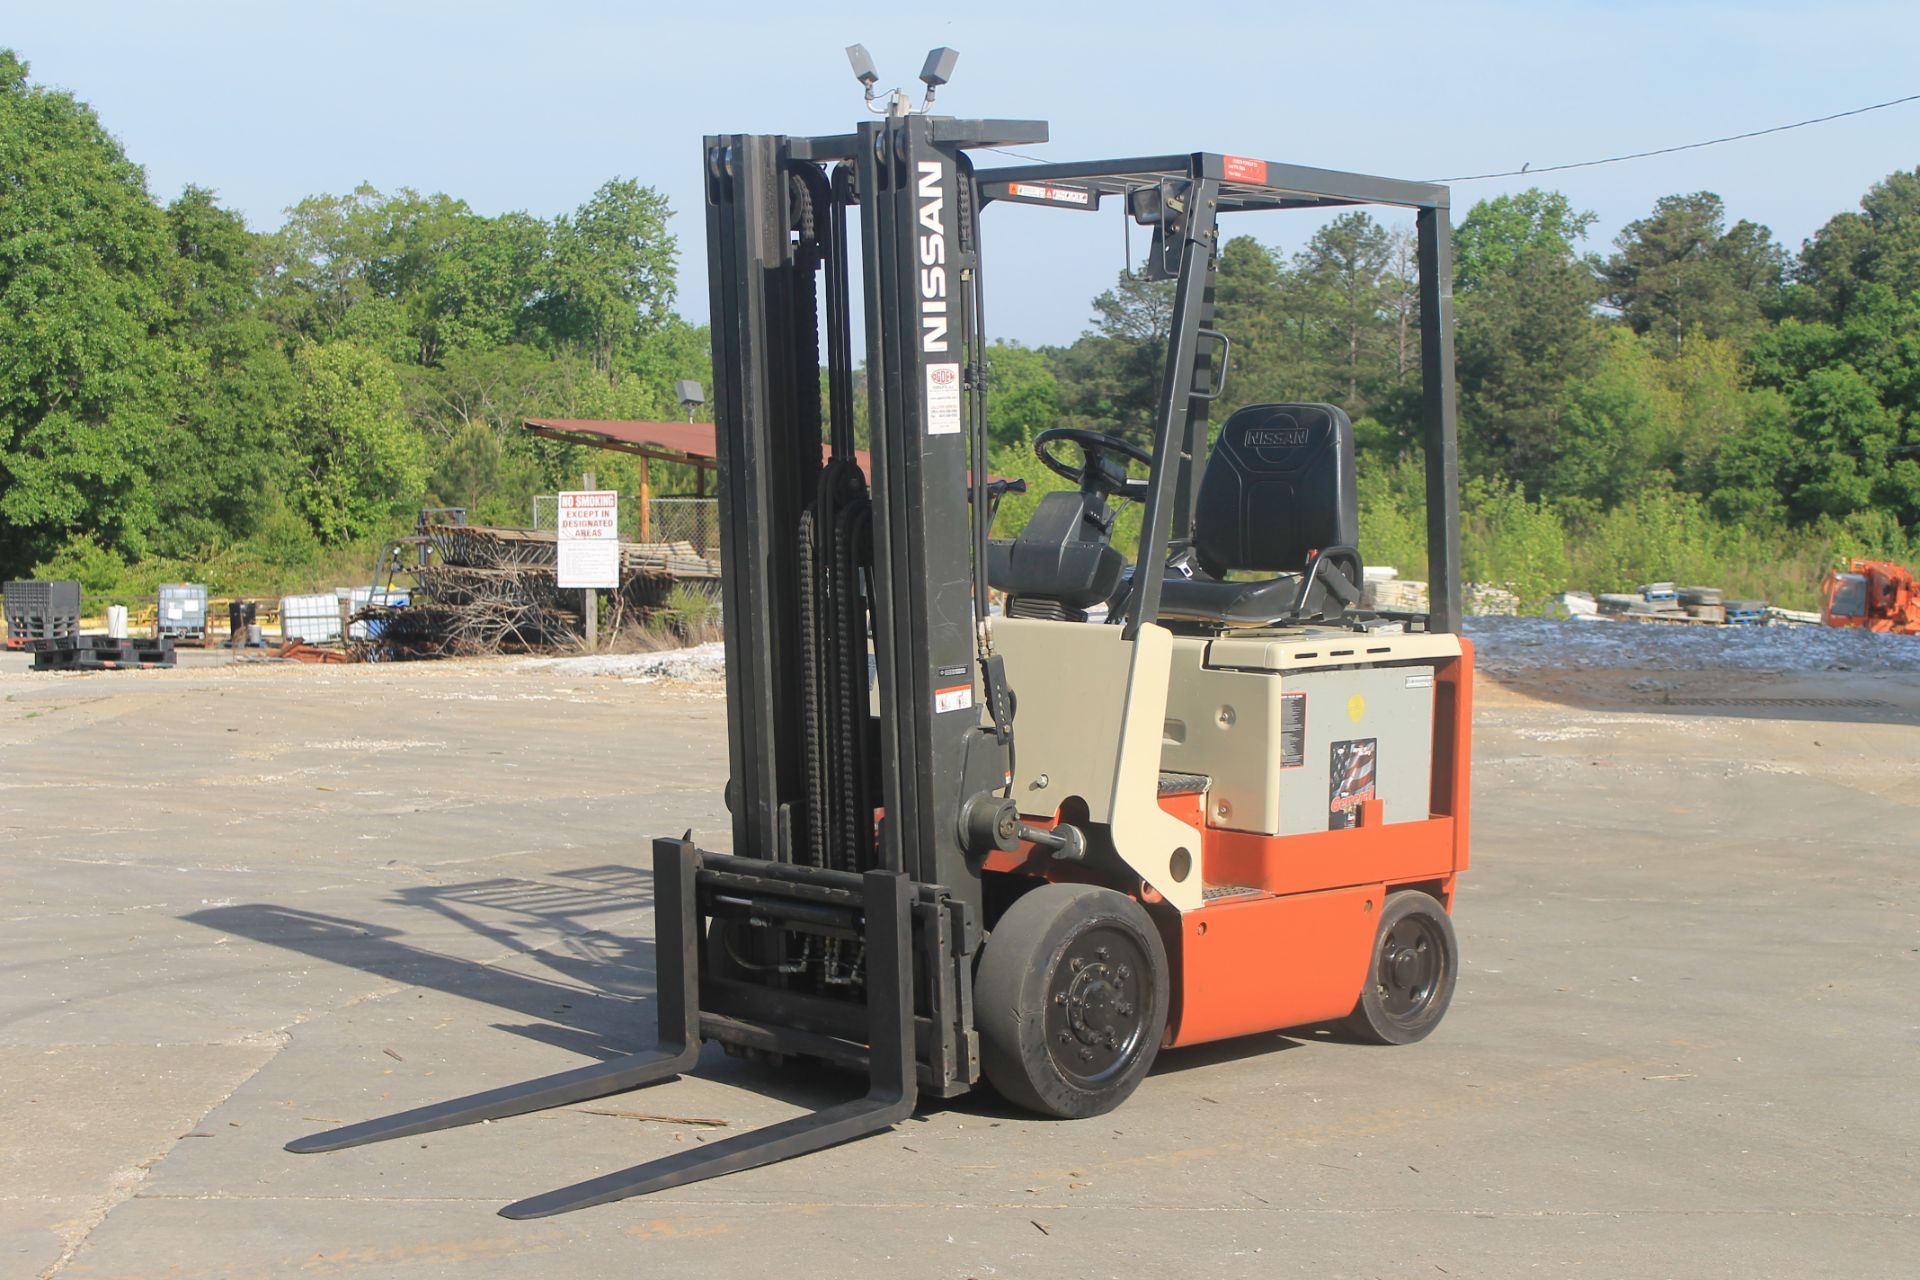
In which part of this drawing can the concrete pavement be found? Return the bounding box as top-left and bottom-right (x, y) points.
(2, 654), (1915, 1277)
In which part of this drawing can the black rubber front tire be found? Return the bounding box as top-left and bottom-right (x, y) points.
(975, 883), (1169, 1119)
(1342, 890), (1458, 1045)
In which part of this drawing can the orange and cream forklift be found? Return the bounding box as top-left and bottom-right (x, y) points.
(290, 48), (1474, 1217)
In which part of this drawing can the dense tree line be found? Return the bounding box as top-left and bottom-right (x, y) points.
(1, 50), (708, 588)
(983, 169), (1920, 606)
(5, 49), (1917, 607)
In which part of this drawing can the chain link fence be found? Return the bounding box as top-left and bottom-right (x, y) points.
(528, 495), (719, 556)
(648, 498), (720, 555)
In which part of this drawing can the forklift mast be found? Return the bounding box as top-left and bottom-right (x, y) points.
(707, 115), (1046, 911)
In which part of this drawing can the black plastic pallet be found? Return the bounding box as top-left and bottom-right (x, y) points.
(28, 635), (176, 671)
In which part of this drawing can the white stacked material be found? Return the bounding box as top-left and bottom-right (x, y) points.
(1767, 606), (1822, 626)
(1466, 583), (1520, 617)
(1555, 591), (1597, 618)
(1363, 577), (1429, 611)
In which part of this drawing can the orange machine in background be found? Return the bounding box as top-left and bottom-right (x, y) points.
(1822, 559), (1920, 635)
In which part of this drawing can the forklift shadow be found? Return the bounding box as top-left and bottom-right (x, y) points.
(186, 864), (668, 1063)
(1152, 1030), (1310, 1076)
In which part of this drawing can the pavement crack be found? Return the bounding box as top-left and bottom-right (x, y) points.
(36, 1031), (291, 1280)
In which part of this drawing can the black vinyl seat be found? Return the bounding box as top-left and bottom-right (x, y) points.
(1154, 403), (1361, 627)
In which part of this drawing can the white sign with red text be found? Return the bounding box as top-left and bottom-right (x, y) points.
(557, 490), (620, 588)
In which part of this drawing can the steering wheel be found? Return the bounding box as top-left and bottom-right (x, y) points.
(1033, 427), (1153, 501)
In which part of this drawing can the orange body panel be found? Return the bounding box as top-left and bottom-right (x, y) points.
(1165, 884), (1386, 1045)
(989, 645), (1475, 1049)
(1204, 815), (1456, 897)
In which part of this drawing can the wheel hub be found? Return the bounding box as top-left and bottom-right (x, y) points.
(1377, 917), (1441, 1018)
(1045, 930), (1148, 1084)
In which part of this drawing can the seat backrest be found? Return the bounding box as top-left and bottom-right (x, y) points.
(1191, 403), (1358, 578)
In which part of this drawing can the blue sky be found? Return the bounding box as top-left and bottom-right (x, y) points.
(9, 1), (1919, 346)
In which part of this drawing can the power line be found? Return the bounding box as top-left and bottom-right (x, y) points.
(1434, 92), (1920, 183)
(980, 145), (1051, 165)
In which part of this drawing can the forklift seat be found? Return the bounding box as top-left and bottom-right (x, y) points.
(1155, 403), (1360, 626)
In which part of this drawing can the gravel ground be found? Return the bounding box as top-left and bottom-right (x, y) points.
(516, 641), (727, 681)
(1463, 615), (1920, 677)
(512, 620), (1920, 687)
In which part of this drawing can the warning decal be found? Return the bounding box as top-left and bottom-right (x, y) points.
(934, 683), (974, 714)
(1008, 181), (1091, 206)
(925, 362), (963, 435)
(1278, 691), (1306, 768)
(1328, 737), (1378, 830)
(1222, 155), (1270, 185)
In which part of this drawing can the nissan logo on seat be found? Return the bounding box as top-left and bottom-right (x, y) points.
(1246, 426), (1309, 448)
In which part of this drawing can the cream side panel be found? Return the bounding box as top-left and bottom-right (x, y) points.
(994, 619), (1204, 913)
(993, 618), (1131, 825)
(1163, 654), (1283, 833)
(1107, 624), (1206, 912)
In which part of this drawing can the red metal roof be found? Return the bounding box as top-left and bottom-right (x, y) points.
(523, 419), (873, 475)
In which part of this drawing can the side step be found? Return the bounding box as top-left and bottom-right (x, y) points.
(286, 840), (920, 1218)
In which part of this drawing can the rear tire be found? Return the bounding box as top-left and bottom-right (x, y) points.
(975, 883), (1169, 1119)
(1342, 890), (1458, 1045)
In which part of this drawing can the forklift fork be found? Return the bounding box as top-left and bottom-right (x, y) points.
(287, 840), (920, 1218)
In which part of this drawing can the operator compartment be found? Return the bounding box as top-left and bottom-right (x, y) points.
(1163, 628), (1462, 837)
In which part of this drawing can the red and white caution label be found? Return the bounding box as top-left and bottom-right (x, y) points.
(1008, 181), (1091, 206)
(1222, 155), (1270, 185)
(934, 683), (974, 714)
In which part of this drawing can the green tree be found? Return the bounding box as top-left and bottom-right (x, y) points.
(1604, 192), (1784, 347)
(1453, 189), (1595, 293)
(154, 186), (297, 554)
(1293, 211), (1391, 408)
(984, 342), (1059, 449)
(1453, 191), (1604, 490)
(0, 49), (180, 573)
(1797, 167), (1920, 319)
(542, 179), (678, 380)
(289, 341), (428, 542)
(1551, 328), (1681, 504)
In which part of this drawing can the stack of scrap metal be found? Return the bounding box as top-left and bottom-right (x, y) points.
(366, 527), (578, 659)
(25, 634), (176, 671)
(364, 524), (726, 659)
